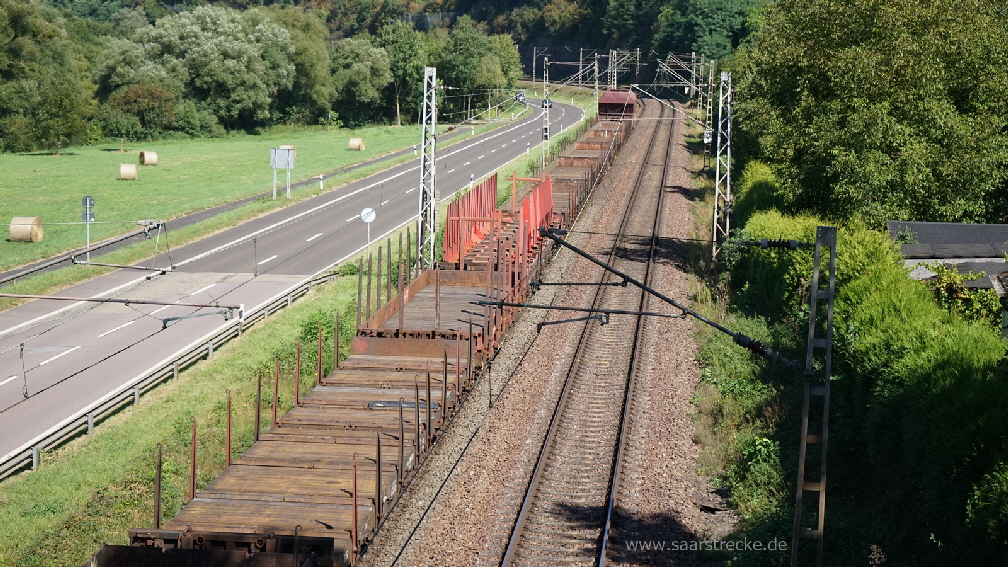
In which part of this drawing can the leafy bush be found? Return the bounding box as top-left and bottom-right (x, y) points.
(721, 210), (1008, 563)
(734, 160), (784, 227)
(174, 100), (225, 138)
(0, 116), (35, 153)
(924, 263), (1002, 328)
(968, 463), (1008, 550)
(107, 84), (176, 136)
(100, 108), (142, 140)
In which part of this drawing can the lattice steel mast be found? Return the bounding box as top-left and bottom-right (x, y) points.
(711, 71), (732, 260)
(418, 66), (437, 271)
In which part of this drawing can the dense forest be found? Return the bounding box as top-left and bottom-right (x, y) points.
(0, 0), (759, 153)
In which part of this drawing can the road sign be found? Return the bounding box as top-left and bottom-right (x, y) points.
(360, 208), (376, 223)
(270, 148), (295, 170)
(82, 196), (94, 208)
(81, 211), (95, 222)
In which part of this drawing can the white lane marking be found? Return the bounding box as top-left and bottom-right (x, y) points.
(405, 187), (416, 194)
(0, 274), (152, 340)
(447, 169), (455, 173)
(150, 305), (171, 315)
(38, 345), (81, 366)
(346, 216), (358, 222)
(479, 155), (485, 159)
(0, 376), (17, 386)
(463, 161), (470, 166)
(512, 139), (516, 143)
(257, 255), (278, 265)
(98, 321), (134, 338)
(491, 150), (496, 153)
(380, 200), (390, 206)
(306, 233), (324, 242)
(190, 284), (215, 296)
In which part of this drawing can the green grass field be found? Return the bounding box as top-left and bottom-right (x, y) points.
(0, 125), (424, 272)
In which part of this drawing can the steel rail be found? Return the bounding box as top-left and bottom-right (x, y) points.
(475, 300), (684, 321)
(500, 100), (670, 567)
(599, 108), (675, 566)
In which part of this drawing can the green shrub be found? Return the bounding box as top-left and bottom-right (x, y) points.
(0, 117), (35, 153)
(924, 263), (1002, 328)
(968, 462), (1008, 550)
(722, 211), (1008, 563)
(734, 161), (784, 226)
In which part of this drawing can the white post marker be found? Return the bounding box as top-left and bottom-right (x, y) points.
(470, 173), (474, 190)
(81, 196), (95, 262)
(361, 207), (376, 260)
(319, 174), (324, 190)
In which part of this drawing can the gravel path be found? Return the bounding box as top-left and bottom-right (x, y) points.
(358, 100), (733, 567)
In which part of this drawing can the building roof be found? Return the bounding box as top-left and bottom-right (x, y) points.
(887, 220), (1008, 246)
(887, 220), (1008, 293)
(598, 90), (637, 105)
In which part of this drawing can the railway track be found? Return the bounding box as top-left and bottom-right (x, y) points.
(497, 100), (678, 567)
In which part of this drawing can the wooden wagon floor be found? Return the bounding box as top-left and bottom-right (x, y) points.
(163, 350), (471, 546)
(377, 286), (486, 333)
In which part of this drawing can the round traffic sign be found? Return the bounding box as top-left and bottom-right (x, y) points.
(360, 207), (376, 223)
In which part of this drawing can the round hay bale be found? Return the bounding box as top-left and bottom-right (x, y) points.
(9, 217), (43, 242)
(120, 163), (137, 180)
(139, 151), (158, 165)
(349, 138), (365, 151)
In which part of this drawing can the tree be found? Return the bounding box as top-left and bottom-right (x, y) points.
(439, 16), (491, 94)
(0, 0), (96, 152)
(489, 34), (521, 87)
(652, 0), (759, 59)
(30, 72), (92, 151)
(94, 6), (295, 130)
(603, 0), (657, 49)
(377, 20), (426, 126)
(543, 0), (585, 39)
(259, 6), (334, 125)
(733, 0), (1008, 225)
(330, 36), (391, 126)
(107, 83), (175, 135)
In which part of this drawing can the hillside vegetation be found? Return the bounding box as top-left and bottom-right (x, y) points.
(731, 0), (1008, 226)
(0, 1), (524, 152)
(692, 0), (1008, 564)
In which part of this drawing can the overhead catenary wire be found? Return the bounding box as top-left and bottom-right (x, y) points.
(539, 227), (800, 368)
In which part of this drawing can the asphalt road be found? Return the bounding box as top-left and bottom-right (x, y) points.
(0, 101), (583, 460)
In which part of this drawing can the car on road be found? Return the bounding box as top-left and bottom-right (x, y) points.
(541, 98), (552, 108)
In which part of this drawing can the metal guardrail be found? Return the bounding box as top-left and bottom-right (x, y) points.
(0, 270), (339, 481)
